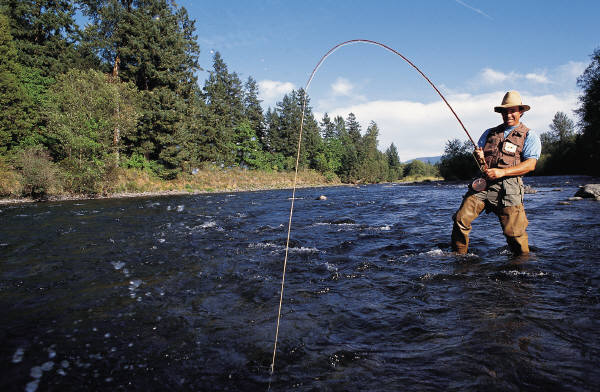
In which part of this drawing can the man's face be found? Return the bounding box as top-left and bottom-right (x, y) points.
(501, 107), (523, 127)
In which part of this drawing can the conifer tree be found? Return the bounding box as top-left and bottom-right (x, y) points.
(320, 113), (336, 140)
(346, 112), (362, 146)
(202, 52), (245, 165)
(0, 12), (33, 153)
(357, 121), (387, 182)
(266, 89), (321, 169)
(0, 0), (80, 77)
(385, 143), (402, 180)
(333, 115), (346, 137)
(243, 76), (265, 145)
(81, 0), (201, 178)
(576, 48), (600, 175)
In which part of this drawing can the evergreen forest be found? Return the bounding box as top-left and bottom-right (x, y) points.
(1, 1), (598, 198)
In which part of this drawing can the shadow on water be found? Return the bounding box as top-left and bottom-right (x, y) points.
(1, 176), (600, 391)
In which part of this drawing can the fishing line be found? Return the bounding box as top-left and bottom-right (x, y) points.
(269, 39), (478, 383)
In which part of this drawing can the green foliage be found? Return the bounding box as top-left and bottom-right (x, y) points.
(356, 121), (389, 183)
(438, 138), (479, 180)
(265, 89), (321, 169)
(385, 143), (403, 181)
(60, 156), (110, 194)
(536, 111), (580, 175)
(12, 145), (62, 197)
(46, 69), (140, 161)
(0, 155), (23, 196)
(202, 51), (245, 164)
(81, 0), (201, 178)
(44, 68), (141, 191)
(243, 76), (266, 145)
(576, 47), (600, 175)
(346, 113), (361, 146)
(124, 152), (163, 174)
(1, 0), (80, 77)
(233, 120), (268, 169)
(404, 159), (439, 178)
(0, 12), (35, 153)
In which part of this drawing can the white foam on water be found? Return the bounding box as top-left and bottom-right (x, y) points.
(418, 248), (446, 257)
(176, 205), (185, 212)
(129, 280), (142, 289)
(41, 361), (54, 371)
(12, 347), (25, 363)
(30, 366), (43, 378)
(200, 221), (216, 228)
(25, 379), (39, 392)
(111, 261), (126, 270)
(370, 225), (391, 231)
(324, 262), (338, 272)
(290, 246), (322, 254)
(248, 242), (283, 250)
(501, 270), (548, 278)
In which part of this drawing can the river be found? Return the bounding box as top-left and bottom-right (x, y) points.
(1, 175), (599, 391)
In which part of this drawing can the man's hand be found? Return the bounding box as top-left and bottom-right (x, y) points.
(484, 158), (537, 180)
(484, 167), (505, 180)
(473, 148), (485, 165)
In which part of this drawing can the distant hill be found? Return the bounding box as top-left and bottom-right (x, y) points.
(404, 156), (442, 165)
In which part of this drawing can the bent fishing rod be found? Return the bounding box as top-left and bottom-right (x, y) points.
(269, 39), (486, 382)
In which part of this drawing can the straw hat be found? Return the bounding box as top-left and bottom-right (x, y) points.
(494, 91), (530, 113)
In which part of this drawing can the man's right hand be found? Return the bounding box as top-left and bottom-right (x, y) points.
(473, 148), (485, 166)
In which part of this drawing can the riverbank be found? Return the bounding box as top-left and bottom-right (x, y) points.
(0, 166), (444, 205)
(0, 167), (342, 205)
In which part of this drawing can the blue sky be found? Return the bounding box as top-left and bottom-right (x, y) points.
(179, 0), (599, 160)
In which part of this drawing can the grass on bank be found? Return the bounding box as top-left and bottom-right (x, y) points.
(111, 166), (340, 194)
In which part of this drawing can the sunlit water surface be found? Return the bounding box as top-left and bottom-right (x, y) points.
(1, 176), (599, 391)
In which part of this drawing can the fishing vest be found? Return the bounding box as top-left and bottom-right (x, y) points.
(483, 123), (530, 169)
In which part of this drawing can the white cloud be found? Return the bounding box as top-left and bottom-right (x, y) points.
(555, 61), (587, 84)
(525, 72), (550, 84)
(480, 68), (511, 84)
(318, 90), (579, 161)
(474, 62), (584, 89)
(258, 80), (295, 109)
(331, 77), (354, 96)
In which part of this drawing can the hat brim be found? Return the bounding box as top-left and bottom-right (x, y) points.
(494, 104), (530, 113)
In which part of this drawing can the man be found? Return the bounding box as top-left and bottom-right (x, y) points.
(451, 91), (541, 255)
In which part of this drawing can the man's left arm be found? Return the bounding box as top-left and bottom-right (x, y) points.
(485, 158), (537, 179)
(485, 130), (541, 180)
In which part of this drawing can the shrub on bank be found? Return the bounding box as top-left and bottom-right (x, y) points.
(11, 146), (62, 198)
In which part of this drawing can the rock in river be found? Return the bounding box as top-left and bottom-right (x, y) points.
(574, 184), (600, 200)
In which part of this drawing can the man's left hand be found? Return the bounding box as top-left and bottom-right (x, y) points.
(484, 168), (505, 180)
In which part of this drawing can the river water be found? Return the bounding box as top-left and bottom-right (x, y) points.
(1, 175), (599, 391)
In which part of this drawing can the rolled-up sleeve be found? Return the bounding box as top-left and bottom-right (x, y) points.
(522, 130), (541, 160)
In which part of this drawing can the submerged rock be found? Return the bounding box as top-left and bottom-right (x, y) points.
(574, 184), (600, 200)
(317, 195), (327, 200)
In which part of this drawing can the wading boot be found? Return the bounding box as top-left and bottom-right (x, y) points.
(498, 204), (530, 254)
(451, 195), (486, 254)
